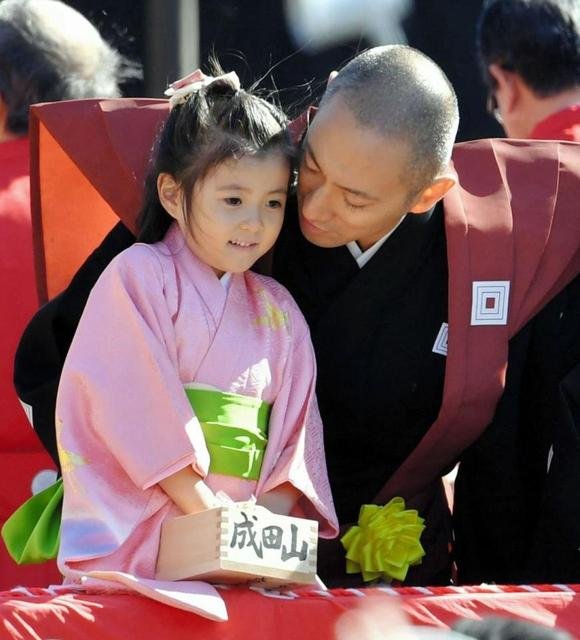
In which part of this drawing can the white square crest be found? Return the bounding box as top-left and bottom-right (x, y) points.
(471, 281), (510, 326)
(432, 322), (448, 356)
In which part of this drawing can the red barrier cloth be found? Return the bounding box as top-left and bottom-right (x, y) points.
(0, 584), (578, 639)
(0, 135), (60, 590)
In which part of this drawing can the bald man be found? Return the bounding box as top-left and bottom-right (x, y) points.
(272, 47), (457, 584)
(273, 46), (580, 585)
(0, 0), (135, 588)
(12, 46), (580, 586)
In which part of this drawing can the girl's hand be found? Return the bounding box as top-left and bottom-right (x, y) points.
(256, 483), (300, 516)
(158, 465), (218, 515)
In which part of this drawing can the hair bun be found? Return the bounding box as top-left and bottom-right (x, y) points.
(204, 76), (240, 99)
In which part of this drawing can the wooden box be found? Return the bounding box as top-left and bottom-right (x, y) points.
(156, 504), (318, 587)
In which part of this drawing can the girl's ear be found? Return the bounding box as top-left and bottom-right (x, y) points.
(157, 173), (184, 220)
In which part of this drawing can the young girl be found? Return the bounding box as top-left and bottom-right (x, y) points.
(55, 69), (338, 584)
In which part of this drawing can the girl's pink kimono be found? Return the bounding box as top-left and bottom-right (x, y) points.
(56, 223), (338, 584)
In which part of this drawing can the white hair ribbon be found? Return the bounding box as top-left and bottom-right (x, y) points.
(164, 71), (241, 109)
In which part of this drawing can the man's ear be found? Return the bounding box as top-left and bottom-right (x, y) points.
(488, 63), (520, 113)
(409, 174), (456, 214)
(157, 173), (183, 220)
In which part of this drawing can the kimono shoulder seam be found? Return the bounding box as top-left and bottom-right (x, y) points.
(114, 242), (168, 295)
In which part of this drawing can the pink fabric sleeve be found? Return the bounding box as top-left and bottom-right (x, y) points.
(57, 245), (210, 489)
(257, 319), (338, 539)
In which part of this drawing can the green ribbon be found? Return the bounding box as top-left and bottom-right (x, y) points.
(185, 387), (271, 481)
(341, 497), (426, 583)
(1, 478), (63, 564)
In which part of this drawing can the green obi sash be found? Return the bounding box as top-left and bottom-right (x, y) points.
(1, 388), (270, 564)
(185, 387), (271, 481)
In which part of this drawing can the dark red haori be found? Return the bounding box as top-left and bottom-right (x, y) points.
(378, 138), (580, 504)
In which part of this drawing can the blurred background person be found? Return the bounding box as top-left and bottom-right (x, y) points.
(0, 0), (138, 589)
(477, 0), (579, 140)
(334, 597), (471, 639)
(333, 597), (572, 640)
(452, 0), (580, 585)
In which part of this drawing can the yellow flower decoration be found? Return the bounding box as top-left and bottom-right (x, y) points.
(341, 497), (425, 583)
(254, 289), (289, 331)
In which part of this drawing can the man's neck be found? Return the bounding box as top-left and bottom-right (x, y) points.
(525, 87), (580, 138)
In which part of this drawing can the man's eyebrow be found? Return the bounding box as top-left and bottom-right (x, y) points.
(339, 184), (377, 201)
(304, 142), (377, 201)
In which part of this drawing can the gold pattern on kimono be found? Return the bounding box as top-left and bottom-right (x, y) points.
(254, 289), (289, 330)
(56, 417), (87, 493)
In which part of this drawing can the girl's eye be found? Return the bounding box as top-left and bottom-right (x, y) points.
(266, 199), (284, 209)
(224, 197), (242, 206)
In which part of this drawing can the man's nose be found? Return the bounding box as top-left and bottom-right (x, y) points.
(302, 184), (332, 223)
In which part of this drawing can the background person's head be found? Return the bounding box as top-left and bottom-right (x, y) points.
(0, 0), (136, 140)
(298, 45), (459, 249)
(139, 70), (294, 277)
(477, 0), (580, 137)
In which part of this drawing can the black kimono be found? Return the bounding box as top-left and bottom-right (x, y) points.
(272, 201), (455, 584)
(454, 275), (580, 584)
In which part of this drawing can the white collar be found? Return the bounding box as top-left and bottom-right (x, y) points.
(220, 272), (232, 290)
(346, 215), (406, 268)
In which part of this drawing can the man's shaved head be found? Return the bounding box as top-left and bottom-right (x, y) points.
(321, 45), (459, 193)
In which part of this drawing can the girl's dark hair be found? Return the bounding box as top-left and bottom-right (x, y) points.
(137, 65), (294, 243)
